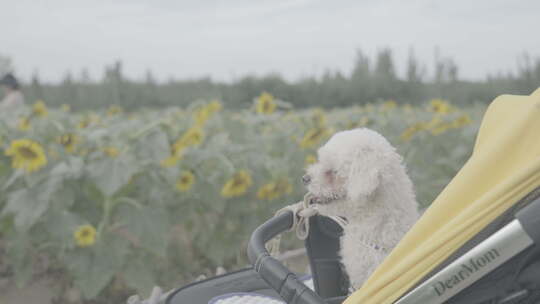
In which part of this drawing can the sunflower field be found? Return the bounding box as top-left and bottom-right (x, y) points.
(0, 94), (485, 302)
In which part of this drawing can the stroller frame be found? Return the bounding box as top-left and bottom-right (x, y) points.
(166, 186), (540, 304)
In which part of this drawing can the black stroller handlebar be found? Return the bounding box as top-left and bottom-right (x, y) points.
(247, 211), (327, 304)
(246, 197), (540, 304)
(516, 197), (540, 244)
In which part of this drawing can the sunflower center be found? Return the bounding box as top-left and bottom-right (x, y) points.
(18, 146), (38, 159)
(80, 229), (90, 238)
(231, 177), (245, 188)
(307, 129), (324, 141)
(263, 101), (271, 111)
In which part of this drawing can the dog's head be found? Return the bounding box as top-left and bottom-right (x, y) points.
(303, 128), (400, 204)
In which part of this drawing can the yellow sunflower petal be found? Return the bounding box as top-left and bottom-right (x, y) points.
(256, 92), (276, 115)
(176, 171), (195, 192)
(32, 100), (48, 117)
(74, 224), (97, 247)
(5, 139), (48, 173)
(221, 170), (252, 198)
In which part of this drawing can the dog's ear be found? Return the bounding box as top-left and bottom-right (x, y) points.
(347, 147), (381, 201)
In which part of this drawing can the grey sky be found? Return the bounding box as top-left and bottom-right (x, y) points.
(2, 0), (539, 83)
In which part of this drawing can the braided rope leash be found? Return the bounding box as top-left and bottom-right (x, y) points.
(278, 193), (348, 240)
(275, 193), (389, 253)
(267, 193), (348, 257)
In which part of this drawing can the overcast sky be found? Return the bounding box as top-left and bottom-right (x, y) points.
(2, 0), (539, 83)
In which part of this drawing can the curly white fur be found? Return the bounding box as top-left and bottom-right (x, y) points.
(303, 128), (419, 290)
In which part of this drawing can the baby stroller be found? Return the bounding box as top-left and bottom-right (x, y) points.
(166, 88), (540, 304)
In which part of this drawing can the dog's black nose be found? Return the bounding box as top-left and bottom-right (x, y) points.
(302, 174), (311, 185)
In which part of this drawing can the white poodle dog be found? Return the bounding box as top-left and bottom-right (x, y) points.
(303, 128), (419, 290)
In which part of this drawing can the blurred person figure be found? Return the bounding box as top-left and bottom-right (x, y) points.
(0, 73), (25, 110)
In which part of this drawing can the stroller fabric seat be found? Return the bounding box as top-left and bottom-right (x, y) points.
(345, 88), (540, 304)
(208, 292), (284, 304)
(206, 277), (314, 304)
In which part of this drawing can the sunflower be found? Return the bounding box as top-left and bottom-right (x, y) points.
(312, 108), (326, 127)
(74, 225), (97, 247)
(257, 182), (279, 200)
(402, 104), (413, 113)
(57, 133), (79, 153)
(430, 121), (453, 135)
(176, 171), (195, 192)
(428, 99), (454, 115)
(425, 116), (442, 129)
(275, 179), (293, 195)
(103, 146), (119, 158)
(305, 154), (317, 167)
(161, 155), (181, 167)
(452, 114), (472, 128)
(171, 141), (186, 156)
(256, 92), (276, 115)
(381, 100), (397, 111)
(161, 142), (186, 168)
(346, 117), (369, 130)
(257, 179), (292, 200)
(179, 127), (204, 147)
(221, 170), (253, 198)
(299, 127), (329, 149)
(194, 107), (211, 126)
(421, 116), (447, 135)
(107, 105), (123, 116)
(78, 117), (91, 129)
(17, 117), (31, 131)
(207, 100), (223, 114)
(5, 139), (48, 173)
(400, 122), (427, 142)
(32, 100), (48, 117)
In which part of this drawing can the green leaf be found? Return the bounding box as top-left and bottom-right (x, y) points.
(134, 129), (169, 163)
(114, 205), (169, 257)
(23, 167), (51, 188)
(50, 185), (76, 210)
(50, 157), (84, 179)
(2, 169), (23, 191)
(66, 235), (129, 299)
(87, 158), (137, 197)
(43, 210), (81, 244)
(2, 176), (62, 231)
(122, 254), (156, 298)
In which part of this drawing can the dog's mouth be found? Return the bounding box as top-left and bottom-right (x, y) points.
(308, 194), (342, 205)
(307, 194), (349, 224)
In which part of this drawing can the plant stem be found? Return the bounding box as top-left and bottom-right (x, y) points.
(97, 196), (113, 239)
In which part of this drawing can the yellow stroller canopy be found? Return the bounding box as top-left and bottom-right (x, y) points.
(345, 88), (540, 304)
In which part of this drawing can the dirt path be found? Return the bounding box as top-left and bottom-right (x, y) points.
(0, 278), (55, 304)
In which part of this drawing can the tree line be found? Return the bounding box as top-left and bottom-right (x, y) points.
(4, 48), (540, 110)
